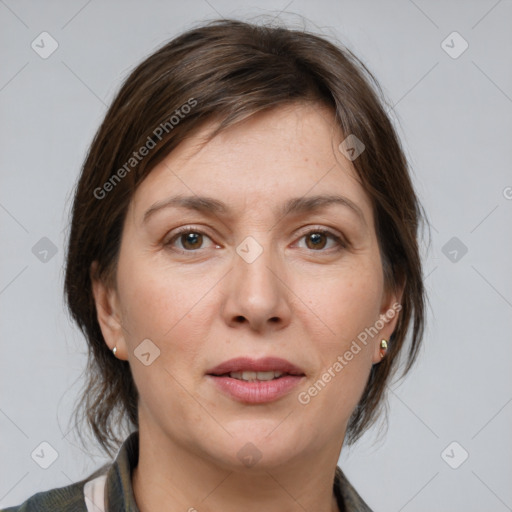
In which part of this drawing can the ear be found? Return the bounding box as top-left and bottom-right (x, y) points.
(371, 279), (405, 364)
(90, 261), (128, 360)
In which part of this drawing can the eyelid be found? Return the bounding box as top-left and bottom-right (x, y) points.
(295, 224), (344, 240)
(293, 225), (347, 250)
(164, 225), (217, 248)
(164, 224), (348, 252)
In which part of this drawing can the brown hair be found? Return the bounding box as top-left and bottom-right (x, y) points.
(65, 18), (429, 457)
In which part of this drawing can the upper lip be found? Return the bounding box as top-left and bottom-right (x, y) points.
(206, 357), (305, 376)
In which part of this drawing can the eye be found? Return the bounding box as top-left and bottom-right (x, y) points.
(164, 227), (216, 252)
(164, 226), (347, 254)
(296, 228), (346, 252)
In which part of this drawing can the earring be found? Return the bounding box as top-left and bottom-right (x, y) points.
(112, 346), (117, 357)
(380, 339), (388, 358)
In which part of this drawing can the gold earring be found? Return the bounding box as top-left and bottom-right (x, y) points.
(380, 339), (388, 358)
(112, 346), (117, 357)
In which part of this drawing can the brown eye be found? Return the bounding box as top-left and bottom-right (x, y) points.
(305, 232), (328, 250)
(165, 228), (215, 252)
(298, 229), (346, 252)
(180, 232), (203, 250)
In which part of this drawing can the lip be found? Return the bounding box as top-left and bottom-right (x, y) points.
(206, 357), (306, 404)
(206, 357), (305, 376)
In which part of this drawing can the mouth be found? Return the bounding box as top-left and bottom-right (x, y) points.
(206, 356), (305, 376)
(222, 370), (290, 382)
(206, 357), (306, 404)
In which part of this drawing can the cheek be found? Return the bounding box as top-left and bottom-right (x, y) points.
(117, 248), (207, 338)
(298, 260), (382, 412)
(116, 252), (228, 387)
(116, 264), (213, 433)
(304, 260), (383, 346)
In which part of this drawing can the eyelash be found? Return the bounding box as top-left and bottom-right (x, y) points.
(164, 226), (347, 254)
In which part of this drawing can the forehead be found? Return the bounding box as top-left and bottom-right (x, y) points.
(128, 102), (374, 228)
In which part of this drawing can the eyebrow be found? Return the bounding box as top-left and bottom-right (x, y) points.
(143, 193), (367, 226)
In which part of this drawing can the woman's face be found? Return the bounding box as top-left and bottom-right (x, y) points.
(94, 102), (402, 469)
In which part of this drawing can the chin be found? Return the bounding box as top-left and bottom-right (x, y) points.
(208, 422), (307, 470)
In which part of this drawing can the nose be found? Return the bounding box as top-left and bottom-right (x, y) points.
(221, 240), (292, 333)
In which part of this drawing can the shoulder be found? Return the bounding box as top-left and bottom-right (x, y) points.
(2, 432), (138, 512)
(0, 462), (112, 512)
(0, 479), (89, 512)
(334, 466), (374, 512)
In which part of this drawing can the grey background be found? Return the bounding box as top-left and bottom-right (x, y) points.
(1, 0), (511, 510)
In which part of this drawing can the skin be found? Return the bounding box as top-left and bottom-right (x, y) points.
(92, 102), (403, 512)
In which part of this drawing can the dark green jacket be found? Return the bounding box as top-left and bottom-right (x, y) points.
(1, 431), (373, 511)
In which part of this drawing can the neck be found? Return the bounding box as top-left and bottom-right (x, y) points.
(132, 425), (342, 512)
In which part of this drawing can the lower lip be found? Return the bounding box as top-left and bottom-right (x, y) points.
(207, 375), (304, 403)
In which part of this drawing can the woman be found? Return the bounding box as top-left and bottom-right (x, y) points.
(2, 18), (427, 512)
